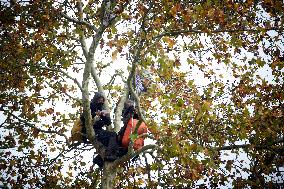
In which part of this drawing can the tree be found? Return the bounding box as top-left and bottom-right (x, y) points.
(1, 0), (283, 188)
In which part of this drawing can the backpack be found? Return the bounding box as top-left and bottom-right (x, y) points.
(70, 118), (83, 142)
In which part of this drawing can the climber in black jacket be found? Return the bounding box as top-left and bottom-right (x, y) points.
(87, 92), (119, 168)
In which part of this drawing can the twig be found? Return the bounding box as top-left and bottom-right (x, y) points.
(113, 144), (158, 167)
(216, 138), (284, 151)
(105, 72), (125, 87)
(143, 154), (152, 185)
(28, 64), (84, 92)
(137, 133), (156, 140)
(45, 82), (82, 105)
(60, 12), (98, 33)
(153, 27), (284, 40)
(8, 112), (71, 147)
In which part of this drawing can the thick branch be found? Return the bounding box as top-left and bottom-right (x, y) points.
(113, 86), (128, 132)
(81, 0), (114, 136)
(82, 61), (94, 142)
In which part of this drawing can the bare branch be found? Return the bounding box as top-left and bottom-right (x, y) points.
(60, 12), (98, 33)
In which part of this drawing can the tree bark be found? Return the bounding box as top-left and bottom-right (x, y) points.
(101, 162), (117, 189)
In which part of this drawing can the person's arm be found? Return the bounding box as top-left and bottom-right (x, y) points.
(99, 110), (111, 126)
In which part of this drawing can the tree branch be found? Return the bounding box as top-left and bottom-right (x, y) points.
(80, 0), (115, 140)
(127, 39), (147, 125)
(60, 12), (98, 33)
(49, 68), (83, 92)
(76, 1), (89, 58)
(8, 112), (71, 147)
(125, 5), (152, 126)
(90, 63), (110, 113)
(113, 86), (128, 132)
(137, 133), (156, 140)
(105, 71), (125, 87)
(143, 154), (153, 185)
(153, 27), (284, 40)
(21, 64), (83, 92)
(45, 79), (82, 105)
(113, 144), (158, 167)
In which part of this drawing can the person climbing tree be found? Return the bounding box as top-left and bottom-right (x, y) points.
(90, 92), (119, 161)
(70, 92), (119, 168)
(117, 99), (148, 157)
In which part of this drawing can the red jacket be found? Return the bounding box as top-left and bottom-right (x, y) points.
(121, 118), (148, 150)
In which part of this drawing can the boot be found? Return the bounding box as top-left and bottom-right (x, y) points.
(93, 155), (104, 168)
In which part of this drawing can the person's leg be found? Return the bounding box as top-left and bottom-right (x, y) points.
(118, 147), (128, 157)
(96, 130), (119, 161)
(104, 131), (119, 161)
(93, 154), (104, 168)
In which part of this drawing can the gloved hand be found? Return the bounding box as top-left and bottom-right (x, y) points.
(97, 110), (110, 117)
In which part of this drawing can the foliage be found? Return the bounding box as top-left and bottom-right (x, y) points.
(1, 0), (283, 188)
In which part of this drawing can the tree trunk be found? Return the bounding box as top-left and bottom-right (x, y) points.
(101, 161), (117, 189)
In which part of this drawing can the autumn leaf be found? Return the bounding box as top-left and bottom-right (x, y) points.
(46, 108), (54, 115)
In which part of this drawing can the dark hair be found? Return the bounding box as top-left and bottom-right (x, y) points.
(124, 99), (134, 109)
(91, 92), (104, 103)
(90, 92), (105, 116)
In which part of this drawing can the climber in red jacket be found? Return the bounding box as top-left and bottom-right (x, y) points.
(117, 100), (148, 157)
